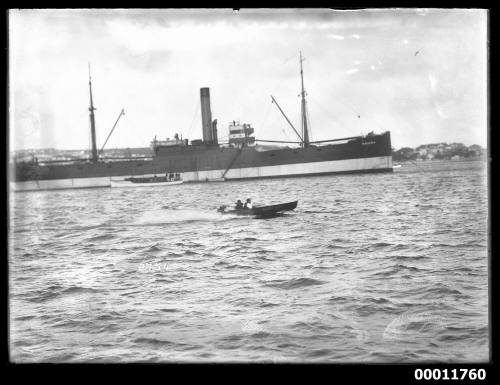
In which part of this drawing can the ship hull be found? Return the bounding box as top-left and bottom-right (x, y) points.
(11, 132), (393, 191)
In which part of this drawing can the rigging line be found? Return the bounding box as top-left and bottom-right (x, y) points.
(273, 104), (295, 142)
(307, 96), (351, 137)
(307, 85), (362, 117)
(308, 94), (380, 135)
(317, 93), (386, 133)
(88, 119), (91, 159)
(99, 109), (125, 156)
(320, 90), (387, 132)
(261, 54), (302, 138)
(331, 96), (361, 117)
(271, 95), (303, 142)
(273, 55), (301, 95)
(261, 101), (288, 142)
(408, 159), (425, 172)
(308, 95), (341, 121)
(186, 100), (200, 139)
(257, 100), (272, 131)
(265, 106), (291, 141)
(305, 103), (312, 141)
(264, 54), (308, 142)
(282, 128), (291, 141)
(256, 139), (301, 144)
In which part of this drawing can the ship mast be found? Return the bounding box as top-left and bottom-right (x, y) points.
(88, 63), (98, 163)
(299, 51), (310, 148)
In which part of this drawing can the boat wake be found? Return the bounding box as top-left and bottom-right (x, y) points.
(133, 209), (241, 226)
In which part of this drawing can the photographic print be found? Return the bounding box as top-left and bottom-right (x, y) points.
(8, 8), (488, 363)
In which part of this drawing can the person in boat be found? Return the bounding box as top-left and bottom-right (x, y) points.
(244, 198), (252, 210)
(235, 200), (243, 209)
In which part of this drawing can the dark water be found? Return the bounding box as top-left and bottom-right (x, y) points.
(8, 160), (489, 362)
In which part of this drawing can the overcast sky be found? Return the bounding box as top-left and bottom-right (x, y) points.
(9, 8), (487, 151)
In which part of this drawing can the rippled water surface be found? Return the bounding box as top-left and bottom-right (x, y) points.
(9, 160), (489, 362)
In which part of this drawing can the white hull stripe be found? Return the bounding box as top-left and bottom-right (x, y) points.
(11, 177), (112, 192)
(185, 156), (393, 182)
(11, 156), (392, 191)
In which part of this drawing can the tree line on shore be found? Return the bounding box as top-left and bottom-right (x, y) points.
(392, 142), (485, 161)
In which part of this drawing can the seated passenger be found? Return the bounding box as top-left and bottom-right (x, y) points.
(235, 200), (243, 209)
(244, 198), (252, 209)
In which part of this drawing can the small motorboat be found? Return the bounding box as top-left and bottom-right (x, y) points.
(217, 200), (298, 218)
(111, 173), (183, 188)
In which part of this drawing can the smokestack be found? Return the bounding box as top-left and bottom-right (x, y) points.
(200, 88), (213, 143)
(212, 119), (218, 145)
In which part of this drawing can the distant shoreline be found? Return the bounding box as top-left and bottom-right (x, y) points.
(394, 156), (486, 164)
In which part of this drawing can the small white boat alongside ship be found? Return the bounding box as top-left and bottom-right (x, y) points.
(110, 173), (183, 188)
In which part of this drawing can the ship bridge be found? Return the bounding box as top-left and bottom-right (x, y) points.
(150, 133), (188, 152)
(228, 121), (255, 147)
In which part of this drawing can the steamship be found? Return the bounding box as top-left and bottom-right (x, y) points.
(11, 53), (393, 192)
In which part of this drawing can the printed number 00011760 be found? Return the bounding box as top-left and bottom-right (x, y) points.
(414, 369), (486, 381)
